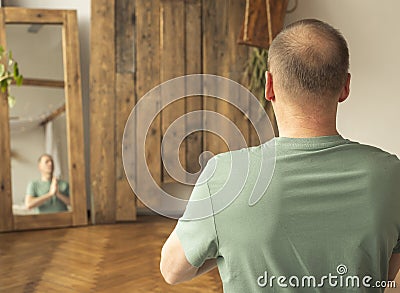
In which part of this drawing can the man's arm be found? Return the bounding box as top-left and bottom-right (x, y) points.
(55, 191), (70, 206)
(160, 229), (217, 285)
(388, 253), (400, 281)
(25, 193), (52, 209)
(25, 178), (58, 209)
(52, 178), (70, 206)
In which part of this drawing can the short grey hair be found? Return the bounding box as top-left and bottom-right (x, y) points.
(268, 19), (349, 99)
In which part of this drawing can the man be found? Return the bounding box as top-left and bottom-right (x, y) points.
(25, 154), (70, 214)
(160, 19), (400, 292)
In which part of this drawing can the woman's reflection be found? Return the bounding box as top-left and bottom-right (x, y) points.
(24, 154), (70, 213)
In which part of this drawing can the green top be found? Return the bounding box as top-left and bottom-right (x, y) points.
(176, 135), (400, 292)
(26, 179), (69, 214)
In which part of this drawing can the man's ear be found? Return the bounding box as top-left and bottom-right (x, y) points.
(265, 71), (275, 102)
(339, 73), (351, 103)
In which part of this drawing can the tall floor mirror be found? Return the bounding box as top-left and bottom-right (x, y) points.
(0, 8), (87, 231)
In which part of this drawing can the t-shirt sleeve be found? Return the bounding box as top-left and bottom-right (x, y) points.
(61, 181), (70, 197)
(26, 181), (36, 196)
(392, 158), (400, 254)
(393, 238), (400, 254)
(175, 159), (219, 268)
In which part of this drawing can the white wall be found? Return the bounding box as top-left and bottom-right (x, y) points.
(285, 0), (400, 156)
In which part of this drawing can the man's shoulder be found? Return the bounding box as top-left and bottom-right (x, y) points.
(26, 180), (41, 196)
(342, 140), (400, 175)
(27, 179), (40, 187)
(347, 140), (399, 161)
(57, 179), (69, 191)
(212, 143), (266, 162)
(58, 179), (69, 185)
(202, 144), (269, 187)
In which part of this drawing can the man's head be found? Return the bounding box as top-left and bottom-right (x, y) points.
(38, 154), (54, 176)
(266, 19), (350, 105)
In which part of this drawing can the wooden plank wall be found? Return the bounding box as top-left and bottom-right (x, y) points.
(185, 0), (203, 176)
(132, 0), (252, 210)
(91, 0), (276, 223)
(160, 0), (186, 184)
(90, 0), (117, 223)
(134, 0), (161, 210)
(91, 0), (138, 223)
(115, 0), (136, 221)
(203, 0), (250, 154)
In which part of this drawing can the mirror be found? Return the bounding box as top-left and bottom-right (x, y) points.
(0, 8), (87, 231)
(6, 24), (70, 215)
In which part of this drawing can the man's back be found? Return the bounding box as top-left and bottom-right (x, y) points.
(161, 19), (400, 291)
(176, 135), (400, 292)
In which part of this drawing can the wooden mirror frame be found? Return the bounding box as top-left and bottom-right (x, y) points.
(0, 8), (87, 231)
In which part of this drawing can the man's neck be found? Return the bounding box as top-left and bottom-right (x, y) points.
(276, 112), (339, 138)
(278, 127), (339, 138)
(41, 174), (52, 181)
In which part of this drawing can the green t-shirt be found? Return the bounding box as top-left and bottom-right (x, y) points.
(176, 135), (400, 292)
(26, 179), (69, 214)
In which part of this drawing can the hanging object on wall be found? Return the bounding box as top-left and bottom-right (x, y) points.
(238, 0), (289, 49)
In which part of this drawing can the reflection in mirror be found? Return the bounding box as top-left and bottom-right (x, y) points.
(6, 24), (64, 79)
(6, 24), (70, 215)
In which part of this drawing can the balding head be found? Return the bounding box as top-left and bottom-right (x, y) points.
(268, 19), (349, 101)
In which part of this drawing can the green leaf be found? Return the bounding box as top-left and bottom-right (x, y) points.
(1, 80), (7, 93)
(16, 75), (23, 86)
(13, 62), (19, 77)
(0, 49), (24, 106)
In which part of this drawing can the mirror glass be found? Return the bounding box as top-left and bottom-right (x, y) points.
(6, 24), (70, 215)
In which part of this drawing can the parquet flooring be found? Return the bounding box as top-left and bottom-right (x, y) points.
(0, 216), (223, 293)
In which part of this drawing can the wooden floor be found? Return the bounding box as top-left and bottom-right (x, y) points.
(0, 216), (223, 293)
